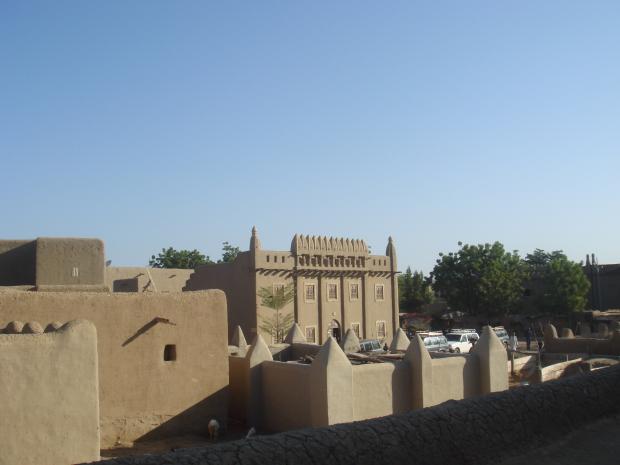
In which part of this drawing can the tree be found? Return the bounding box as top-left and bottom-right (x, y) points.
(398, 267), (434, 312)
(431, 241), (527, 319)
(219, 242), (240, 263)
(149, 247), (213, 269)
(524, 249), (590, 315)
(257, 283), (295, 343)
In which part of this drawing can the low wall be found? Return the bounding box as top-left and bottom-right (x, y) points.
(231, 327), (507, 431)
(431, 354), (480, 402)
(93, 364), (620, 465)
(0, 320), (99, 465)
(352, 362), (409, 420)
(0, 290), (229, 447)
(262, 361), (312, 431)
(544, 324), (620, 355)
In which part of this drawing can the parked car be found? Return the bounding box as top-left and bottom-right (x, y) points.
(416, 331), (449, 352)
(446, 329), (479, 353)
(360, 339), (385, 353)
(493, 326), (510, 345)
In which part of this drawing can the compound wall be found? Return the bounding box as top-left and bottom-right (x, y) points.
(0, 320), (100, 465)
(0, 290), (228, 447)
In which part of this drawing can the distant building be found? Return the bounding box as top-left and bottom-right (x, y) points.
(185, 227), (399, 344)
(584, 254), (620, 310)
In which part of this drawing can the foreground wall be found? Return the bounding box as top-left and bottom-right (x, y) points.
(0, 290), (228, 447)
(0, 320), (100, 465)
(93, 363), (620, 465)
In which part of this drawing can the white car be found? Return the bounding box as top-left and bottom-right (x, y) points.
(446, 330), (479, 353)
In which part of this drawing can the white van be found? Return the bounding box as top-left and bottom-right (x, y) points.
(446, 329), (479, 353)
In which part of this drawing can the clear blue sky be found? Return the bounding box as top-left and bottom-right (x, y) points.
(2, 2), (619, 272)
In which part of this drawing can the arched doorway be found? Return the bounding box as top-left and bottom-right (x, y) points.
(328, 319), (341, 343)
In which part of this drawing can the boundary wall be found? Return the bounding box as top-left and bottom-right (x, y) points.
(544, 323), (620, 355)
(229, 326), (507, 430)
(93, 363), (620, 465)
(0, 320), (100, 465)
(0, 289), (228, 447)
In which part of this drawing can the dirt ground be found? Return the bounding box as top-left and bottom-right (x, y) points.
(497, 414), (620, 465)
(100, 423), (250, 459)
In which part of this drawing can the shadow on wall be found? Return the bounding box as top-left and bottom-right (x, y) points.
(113, 279), (139, 292)
(134, 387), (229, 443)
(0, 241), (36, 286)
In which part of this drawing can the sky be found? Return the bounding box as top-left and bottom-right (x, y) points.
(1, 1), (619, 273)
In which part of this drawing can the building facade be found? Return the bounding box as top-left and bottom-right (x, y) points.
(185, 228), (399, 345)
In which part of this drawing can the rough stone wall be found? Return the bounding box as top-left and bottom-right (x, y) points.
(0, 320), (100, 465)
(92, 365), (620, 465)
(0, 290), (228, 447)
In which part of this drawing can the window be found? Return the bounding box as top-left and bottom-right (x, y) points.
(327, 283), (338, 301)
(376, 321), (386, 339)
(163, 344), (177, 362)
(266, 255), (270, 262)
(349, 283), (359, 300)
(304, 283), (316, 302)
(375, 284), (385, 301)
(305, 326), (317, 343)
(351, 322), (360, 338)
(273, 283), (285, 296)
(281, 256), (286, 263)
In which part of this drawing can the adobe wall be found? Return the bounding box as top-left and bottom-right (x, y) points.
(0, 239), (36, 286)
(184, 253), (256, 342)
(0, 320), (100, 465)
(544, 324), (620, 355)
(105, 267), (192, 293)
(0, 290), (228, 447)
(261, 361), (312, 431)
(93, 363), (620, 465)
(352, 362), (410, 420)
(35, 237), (106, 291)
(431, 354), (480, 401)
(230, 327), (508, 432)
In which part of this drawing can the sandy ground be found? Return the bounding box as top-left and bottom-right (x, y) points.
(498, 414), (620, 465)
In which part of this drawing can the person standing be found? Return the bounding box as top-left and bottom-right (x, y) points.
(525, 327), (533, 351)
(509, 331), (519, 352)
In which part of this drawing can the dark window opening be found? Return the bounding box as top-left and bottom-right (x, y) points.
(164, 344), (177, 362)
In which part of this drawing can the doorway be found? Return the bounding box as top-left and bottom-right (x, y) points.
(328, 319), (341, 343)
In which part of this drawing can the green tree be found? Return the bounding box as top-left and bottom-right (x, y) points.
(431, 241), (527, 319)
(149, 247), (213, 269)
(398, 267), (434, 311)
(524, 249), (590, 315)
(219, 242), (240, 263)
(257, 283), (295, 343)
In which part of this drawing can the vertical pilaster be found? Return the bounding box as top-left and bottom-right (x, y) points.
(472, 326), (509, 395)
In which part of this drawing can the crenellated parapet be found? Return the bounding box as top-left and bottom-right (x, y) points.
(291, 234), (369, 256)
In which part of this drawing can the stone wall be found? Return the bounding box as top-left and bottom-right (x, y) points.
(0, 289), (229, 447)
(0, 320), (100, 465)
(92, 363), (620, 465)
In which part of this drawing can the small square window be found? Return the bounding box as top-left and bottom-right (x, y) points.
(350, 283), (359, 300)
(351, 322), (360, 338)
(375, 284), (385, 301)
(305, 283), (316, 302)
(164, 344), (177, 362)
(327, 283), (338, 301)
(305, 326), (317, 343)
